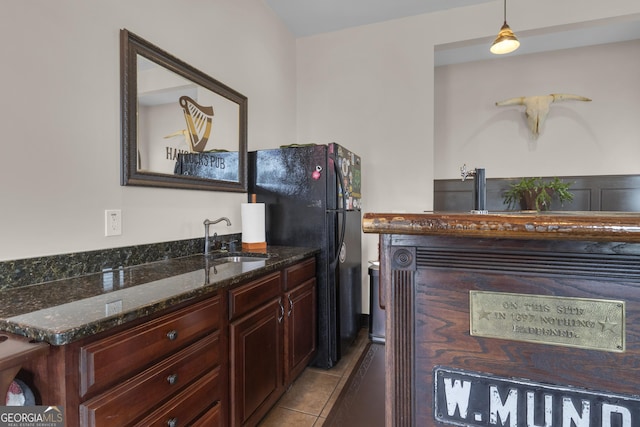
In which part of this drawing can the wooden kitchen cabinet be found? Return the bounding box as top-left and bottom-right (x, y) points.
(283, 260), (317, 384)
(229, 271), (283, 427)
(230, 297), (283, 427)
(23, 294), (227, 427)
(131, 367), (222, 427)
(78, 296), (221, 399)
(80, 332), (221, 426)
(191, 400), (222, 426)
(78, 295), (224, 427)
(18, 255), (316, 427)
(229, 258), (317, 427)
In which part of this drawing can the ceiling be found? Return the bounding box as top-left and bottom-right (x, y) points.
(264, 0), (640, 66)
(263, 0), (493, 37)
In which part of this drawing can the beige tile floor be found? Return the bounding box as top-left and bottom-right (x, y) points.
(257, 328), (370, 427)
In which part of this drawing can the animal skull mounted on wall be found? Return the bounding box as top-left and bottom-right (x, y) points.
(495, 93), (591, 137)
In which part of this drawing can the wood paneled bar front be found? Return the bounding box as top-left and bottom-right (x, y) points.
(363, 212), (640, 427)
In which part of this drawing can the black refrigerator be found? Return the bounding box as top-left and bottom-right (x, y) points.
(248, 143), (362, 369)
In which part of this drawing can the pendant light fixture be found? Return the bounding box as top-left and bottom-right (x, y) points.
(490, 0), (520, 54)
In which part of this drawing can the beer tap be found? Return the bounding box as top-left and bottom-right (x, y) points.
(460, 164), (488, 214)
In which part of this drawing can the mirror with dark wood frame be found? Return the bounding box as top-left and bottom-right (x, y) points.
(120, 29), (248, 192)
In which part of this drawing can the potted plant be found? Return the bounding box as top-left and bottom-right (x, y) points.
(503, 177), (574, 211)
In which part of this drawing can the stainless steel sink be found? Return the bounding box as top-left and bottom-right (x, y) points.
(215, 255), (268, 263)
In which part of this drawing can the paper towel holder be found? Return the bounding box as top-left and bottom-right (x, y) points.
(242, 194), (267, 252)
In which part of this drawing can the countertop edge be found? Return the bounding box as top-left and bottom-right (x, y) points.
(362, 212), (640, 243)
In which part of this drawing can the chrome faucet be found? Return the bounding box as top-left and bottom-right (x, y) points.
(460, 164), (488, 214)
(204, 217), (232, 254)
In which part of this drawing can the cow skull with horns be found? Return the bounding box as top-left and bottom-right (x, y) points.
(495, 93), (591, 137)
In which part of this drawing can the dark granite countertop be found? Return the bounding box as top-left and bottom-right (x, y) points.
(363, 211), (640, 242)
(0, 246), (317, 346)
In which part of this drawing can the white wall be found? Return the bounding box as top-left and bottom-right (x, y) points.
(435, 40), (640, 179)
(295, 0), (640, 313)
(3, 0), (640, 316)
(296, 18), (434, 263)
(0, 0), (296, 260)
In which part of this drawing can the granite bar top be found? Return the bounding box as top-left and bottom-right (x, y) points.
(0, 246), (317, 346)
(362, 211), (640, 242)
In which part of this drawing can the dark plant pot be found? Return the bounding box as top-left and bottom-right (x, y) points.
(520, 189), (554, 211)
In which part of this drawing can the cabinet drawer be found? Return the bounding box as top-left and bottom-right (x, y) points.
(229, 272), (281, 319)
(79, 295), (221, 397)
(284, 258), (316, 290)
(132, 367), (221, 427)
(191, 402), (221, 427)
(80, 331), (220, 427)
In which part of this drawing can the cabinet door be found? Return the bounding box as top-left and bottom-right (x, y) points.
(230, 298), (284, 427)
(285, 278), (317, 384)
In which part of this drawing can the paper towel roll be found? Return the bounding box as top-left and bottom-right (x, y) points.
(241, 203), (266, 243)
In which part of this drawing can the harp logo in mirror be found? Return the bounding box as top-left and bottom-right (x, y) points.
(179, 96), (214, 153)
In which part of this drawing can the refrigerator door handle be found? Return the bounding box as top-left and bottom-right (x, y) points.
(329, 156), (347, 268)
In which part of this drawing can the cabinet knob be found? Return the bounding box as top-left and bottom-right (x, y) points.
(166, 373), (179, 385)
(167, 418), (178, 427)
(166, 330), (178, 341)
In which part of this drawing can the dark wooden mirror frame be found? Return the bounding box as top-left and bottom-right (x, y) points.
(120, 29), (248, 192)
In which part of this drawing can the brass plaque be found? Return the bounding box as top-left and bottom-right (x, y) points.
(470, 291), (625, 352)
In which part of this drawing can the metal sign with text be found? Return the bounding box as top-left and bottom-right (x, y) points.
(469, 291), (625, 352)
(434, 367), (640, 427)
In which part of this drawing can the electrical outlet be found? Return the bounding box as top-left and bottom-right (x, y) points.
(105, 209), (122, 236)
(105, 299), (123, 316)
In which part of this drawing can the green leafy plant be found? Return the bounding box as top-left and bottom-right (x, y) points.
(503, 177), (574, 211)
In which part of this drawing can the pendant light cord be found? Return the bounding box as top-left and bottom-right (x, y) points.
(503, 0), (507, 24)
